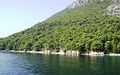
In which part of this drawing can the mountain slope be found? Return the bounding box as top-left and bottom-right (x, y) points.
(1, 0), (120, 53)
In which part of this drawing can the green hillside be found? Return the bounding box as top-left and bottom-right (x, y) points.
(1, 0), (120, 53)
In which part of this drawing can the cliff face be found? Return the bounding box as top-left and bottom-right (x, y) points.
(69, 0), (90, 8)
(68, 0), (105, 8)
(106, 4), (120, 16)
(113, 0), (120, 4)
(69, 0), (120, 17)
(106, 0), (120, 16)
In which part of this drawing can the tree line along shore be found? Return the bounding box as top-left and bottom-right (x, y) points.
(0, 0), (120, 55)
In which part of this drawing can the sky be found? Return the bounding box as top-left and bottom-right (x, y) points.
(0, 0), (74, 37)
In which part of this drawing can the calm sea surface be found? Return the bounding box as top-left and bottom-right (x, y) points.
(0, 52), (120, 75)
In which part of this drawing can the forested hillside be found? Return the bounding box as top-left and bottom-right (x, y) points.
(1, 0), (120, 53)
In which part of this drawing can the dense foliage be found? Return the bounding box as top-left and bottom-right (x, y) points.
(1, 0), (120, 53)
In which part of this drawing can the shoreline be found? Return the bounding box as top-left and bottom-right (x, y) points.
(9, 50), (78, 56)
(5, 50), (120, 56)
(82, 51), (104, 56)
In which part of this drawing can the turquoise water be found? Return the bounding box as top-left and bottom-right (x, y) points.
(0, 52), (120, 75)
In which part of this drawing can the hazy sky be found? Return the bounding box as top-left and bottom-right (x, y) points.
(0, 0), (74, 37)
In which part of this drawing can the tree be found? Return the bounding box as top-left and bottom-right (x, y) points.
(117, 42), (120, 53)
(25, 42), (33, 51)
(91, 41), (103, 52)
(105, 41), (112, 53)
(7, 44), (13, 50)
(0, 44), (6, 50)
(85, 40), (92, 52)
(79, 43), (85, 53)
(33, 43), (43, 51)
(113, 44), (117, 53)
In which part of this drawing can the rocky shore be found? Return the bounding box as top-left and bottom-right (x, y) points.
(9, 50), (80, 56)
(8, 50), (120, 56)
(8, 50), (104, 56)
(82, 51), (104, 56)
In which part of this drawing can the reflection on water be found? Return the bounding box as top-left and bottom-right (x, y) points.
(0, 52), (120, 75)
